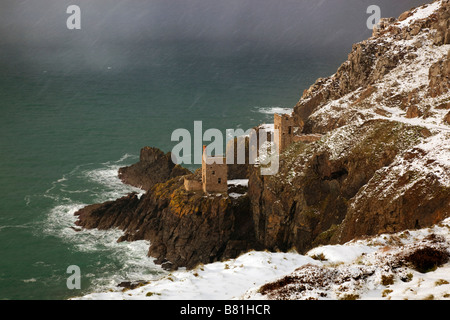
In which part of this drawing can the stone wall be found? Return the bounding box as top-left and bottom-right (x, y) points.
(184, 177), (202, 192)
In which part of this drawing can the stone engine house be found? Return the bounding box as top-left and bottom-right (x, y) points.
(184, 145), (228, 194)
(274, 113), (296, 153)
(274, 113), (320, 153)
(202, 146), (228, 194)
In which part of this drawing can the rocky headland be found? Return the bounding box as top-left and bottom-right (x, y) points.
(74, 0), (450, 272)
(117, 147), (191, 191)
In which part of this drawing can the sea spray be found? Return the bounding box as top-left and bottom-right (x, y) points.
(41, 155), (162, 295)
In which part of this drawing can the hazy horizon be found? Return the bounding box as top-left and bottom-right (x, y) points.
(0, 0), (428, 72)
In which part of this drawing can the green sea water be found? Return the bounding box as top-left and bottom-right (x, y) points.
(0, 41), (344, 299)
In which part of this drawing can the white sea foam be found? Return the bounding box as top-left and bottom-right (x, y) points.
(44, 198), (161, 293)
(44, 203), (85, 236)
(255, 106), (293, 115)
(24, 195), (31, 206)
(115, 153), (138, 164)
(0, 224), (33, 232)
(83, 164), (144, 202)
(42, 154), (160, 294)
(60, 189), (90, 194)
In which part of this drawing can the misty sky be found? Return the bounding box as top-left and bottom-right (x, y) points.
(0, 0), (427, 70)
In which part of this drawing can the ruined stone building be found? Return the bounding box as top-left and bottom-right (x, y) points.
(274, 113), (320, 153)
(184, 145), (228, 194)
(274, 113), (296, 153)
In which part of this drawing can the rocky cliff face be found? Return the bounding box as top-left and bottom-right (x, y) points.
(74, 0), (450, 270)
(297, 0), (449, 133)
(252, 0), (450, 251)
(248, 120), (436, 252)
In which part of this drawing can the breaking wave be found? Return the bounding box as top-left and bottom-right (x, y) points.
(254, 106), (293, 115)
(41, 154), (163, 294)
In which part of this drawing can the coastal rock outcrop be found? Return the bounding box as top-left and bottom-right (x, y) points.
(75, 174), (259, 270)
(118, 147), (191, 191)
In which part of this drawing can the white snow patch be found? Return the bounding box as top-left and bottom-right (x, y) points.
(244, 218), (450, 300)
(74, 251), (319, 300)
(307, 244), (377, 264)
(73, 218), (450, 300)
(257, 107), (293, 115)
(228, 179), (249, 187)
(229, 192), (246, 199)
(396, 1), (442, 28)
